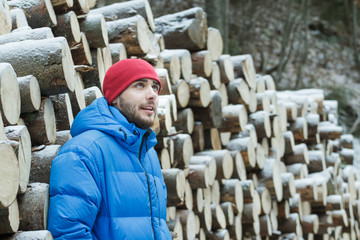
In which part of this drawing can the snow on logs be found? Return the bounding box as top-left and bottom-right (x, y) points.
(0, 0), (359, 239)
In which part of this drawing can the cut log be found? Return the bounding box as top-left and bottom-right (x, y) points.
(206, 27), (223, 61)
(22, 98), (56, 146)
(340, 134), (353, 149)
(227, 78), (250, 105)
(228, 215), (242, 240)
(218, 54), (234, 83)
(69, 72), (86, 116)
(162, 168), (186, 206)
(256, 92), (271, 113)
(55, 130), (71, 146)
(225, 137), (256, 169)
(208, 61), (221, 90)
(281, 172), (296, 199)
(80, 48), (105, 89)
(307, 150), (326, 173)
(204, 128), (221, 150)
(8, 0), (57, 28)
(106, 15), (150, 56)
(249, 111), (271, 139)
(294, 178), (318, 202)
(155, 7), (207, 51)
(257, 158), (283, 202)
(170, 134), (193, 169)
(219, 104), (248, 133)
(192, 90), (222, 129)
(210, 203), (227, 230)
(257, 187), (272, 215)
(49, 93), (74, 131)
(51, 0), (73, 13)
(0, 27), (53, 45)
(240, 179), (255, 203)
(155, 107), (172, 137)
(160, 52), (181, 85)
(71, 0), (90, 15)
(188, 77), (211, 108)
(0, 141), (19, 208)
(178, 180), (193, 211)
(30, 145), (61, 184)
(231, 151), (246, 181)
(0, 0), (12, 35)
(220, 202), (234, 227)
(156, 69), (173, 96)
(172, 79), (190, 108)
(231, 54), (257, 89)
(283, 143), (309, 165)
(191, 121), (205, 152)
(187, 164), (210, 189)
(220, 179), (243, 213)
(83, 86), (103, 106)
(2, 230), (54, 240)
(191, 50), (212, 77)
(259, 214), (272, 237)
(286, 163), (308, 179)
(176, 210), (196, 240)
(52, 11), (80, 47)
(71, 32), (92, 66)
(198, 202), (212, 231)
(17, 75), (41, 114)
(339, 148), (354, 165)
(0, 37), (75, 96)
(90, 0), (155, 32)
(144, 29), (161, 65)
(189, 155), (216, 186)
(10, 8), (28, 30)
(0, 63), (21, 124)
(290, 117), (308, 141)
(79, 13), (108, 48)
(18, 182), (49, 230)
(5, 125), (31, 194)
(0, 199), (19, 234)
(159, 94), (177, 121)
(256, 75), (266, 93)
(109, 42), (127, 64)
(195, 149), (233, 180)
(167, 219), (183, 240)
(283, 131), (296, 155)
(160, 49), (192, 82)
(278, 213), (302, 237)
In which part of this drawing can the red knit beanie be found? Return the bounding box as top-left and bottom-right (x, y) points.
(103, 58), (161, 104)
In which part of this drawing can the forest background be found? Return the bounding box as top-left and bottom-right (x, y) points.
(96, 0), (360, 138)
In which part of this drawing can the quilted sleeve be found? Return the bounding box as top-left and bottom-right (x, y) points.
(47, 146), (102, 239)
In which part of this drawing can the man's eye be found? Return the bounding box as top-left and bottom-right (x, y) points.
(136, 83), (144, 88)
(152, 85), (160, 92)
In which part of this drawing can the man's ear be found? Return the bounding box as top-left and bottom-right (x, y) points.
(111, 98), (118, 106)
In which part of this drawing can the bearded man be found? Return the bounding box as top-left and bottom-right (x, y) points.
(47, 59), (172, 240)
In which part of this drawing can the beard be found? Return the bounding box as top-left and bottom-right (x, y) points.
(118, 96), (156, 129)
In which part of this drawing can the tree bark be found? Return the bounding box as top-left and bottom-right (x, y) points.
(0, 63), (21, 125)
(0, 37), (75, 96)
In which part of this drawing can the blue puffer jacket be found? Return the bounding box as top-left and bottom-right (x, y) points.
(48, 97), (171, 240)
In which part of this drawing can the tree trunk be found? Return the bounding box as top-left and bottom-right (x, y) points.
(18, 182), (49, 231)
(0, 37), (75, 96)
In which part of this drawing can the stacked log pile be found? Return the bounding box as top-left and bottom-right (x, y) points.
(0, 0), (358, 239)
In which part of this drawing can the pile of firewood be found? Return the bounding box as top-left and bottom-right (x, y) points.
(0, 0), (358, 239)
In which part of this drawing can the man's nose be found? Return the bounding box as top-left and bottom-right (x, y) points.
(146, 85), (157, 100)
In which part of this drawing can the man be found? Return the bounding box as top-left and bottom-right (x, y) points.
(47, 58), (172, 239)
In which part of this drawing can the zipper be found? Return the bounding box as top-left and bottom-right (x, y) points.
(138, 130), (156, 240)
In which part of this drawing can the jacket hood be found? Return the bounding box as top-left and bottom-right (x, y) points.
(70, 97), (158, 152)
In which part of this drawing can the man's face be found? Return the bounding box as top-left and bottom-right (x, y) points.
(112, 78), (160, 129)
